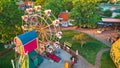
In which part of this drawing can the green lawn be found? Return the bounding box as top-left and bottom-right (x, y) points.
(0, 50), (15, 68)
(0, 43), (15, 68)
(100, 51), (116, 68)
(60, 30), (108, 64)
(0, 43), (5, 52)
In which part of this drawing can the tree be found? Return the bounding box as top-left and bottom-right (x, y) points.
(103, 10), (112, 17)
(62, 0), (73, 11)
(72, 33), (90, 48)
(99, 0), (109, 3)
(70, 0), (101, 28)
(34, 0), (46, 6)
(42, 0), (64, 17)
(114, 15), (120, 18)
(0, 0), (23, 43)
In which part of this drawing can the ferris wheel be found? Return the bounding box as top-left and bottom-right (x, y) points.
(20, 3), (63, 56)
(21, 5), (62, 42)
(13, 1), (63, 68)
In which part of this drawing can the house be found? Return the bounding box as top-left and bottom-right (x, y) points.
(58, 11), (72, 27)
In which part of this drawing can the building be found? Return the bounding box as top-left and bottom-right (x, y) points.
(58, 11), (72, 27)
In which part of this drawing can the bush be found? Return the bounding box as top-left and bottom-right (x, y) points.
(72, 33), (90, 41)
(103, 10), (112, 17)
(72, 33), (91, 48)
(114, 15), (120, 18)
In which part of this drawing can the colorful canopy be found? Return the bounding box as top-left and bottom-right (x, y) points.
(17, 30), (37, 45)
(14, 30), (38, 54)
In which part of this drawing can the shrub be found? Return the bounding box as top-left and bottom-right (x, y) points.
(72, 33), (90, 47)
(103, 10), (112, 17)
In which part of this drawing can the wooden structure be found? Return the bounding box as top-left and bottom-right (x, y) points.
(110, 39), (120, 68)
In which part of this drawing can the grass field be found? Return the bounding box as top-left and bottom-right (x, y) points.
(0, 43), (15, 68)
(100, 51), (116, 68)
(60, 30), (109, 65)
(0, 43), (5, 52)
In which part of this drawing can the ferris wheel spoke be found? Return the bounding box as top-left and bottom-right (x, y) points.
(21, 3), (62, 47)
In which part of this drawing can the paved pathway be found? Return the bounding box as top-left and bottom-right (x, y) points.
(79, 29), (114, 47)
(39, 49), (72, 68)
(62, 27), (118, 47)
(95, 48), (110, 68)
(73, 55), (94, 68)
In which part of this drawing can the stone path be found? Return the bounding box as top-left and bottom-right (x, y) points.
(73, 55), (94, 68)
(62, 27), (118, 47)
(79, 29), (114, 47)
(95, 48), (110, 68)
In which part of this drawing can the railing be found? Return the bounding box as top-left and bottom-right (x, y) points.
(60, 45), (78, 58)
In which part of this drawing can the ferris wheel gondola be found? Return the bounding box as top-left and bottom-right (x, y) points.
(21, 5), (62, 43)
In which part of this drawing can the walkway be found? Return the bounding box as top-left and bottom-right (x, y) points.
(62, 27), (118, 47)
(73, 55), (94, 68)
(79, 29), (115, 47)
(95, 48), (110, 68)
(39, 49), (72, 68)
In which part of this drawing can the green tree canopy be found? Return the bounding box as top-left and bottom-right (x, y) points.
(0, 0), (23, 43)
(103, 9), (112, 17)
(114, 15), (120, 18)
(42, 0), (64, 17)
(70, 0), (101, 28)
(34, 0), (46, 6)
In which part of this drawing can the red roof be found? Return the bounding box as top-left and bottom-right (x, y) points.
(102, 18), (120, 23)
(59, 12), (69, 22)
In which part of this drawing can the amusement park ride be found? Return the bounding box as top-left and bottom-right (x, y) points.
(9, 0), (120, 68)
(11, 0), (72, 68)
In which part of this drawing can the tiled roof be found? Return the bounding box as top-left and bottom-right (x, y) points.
(58, 12), (69, 22)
